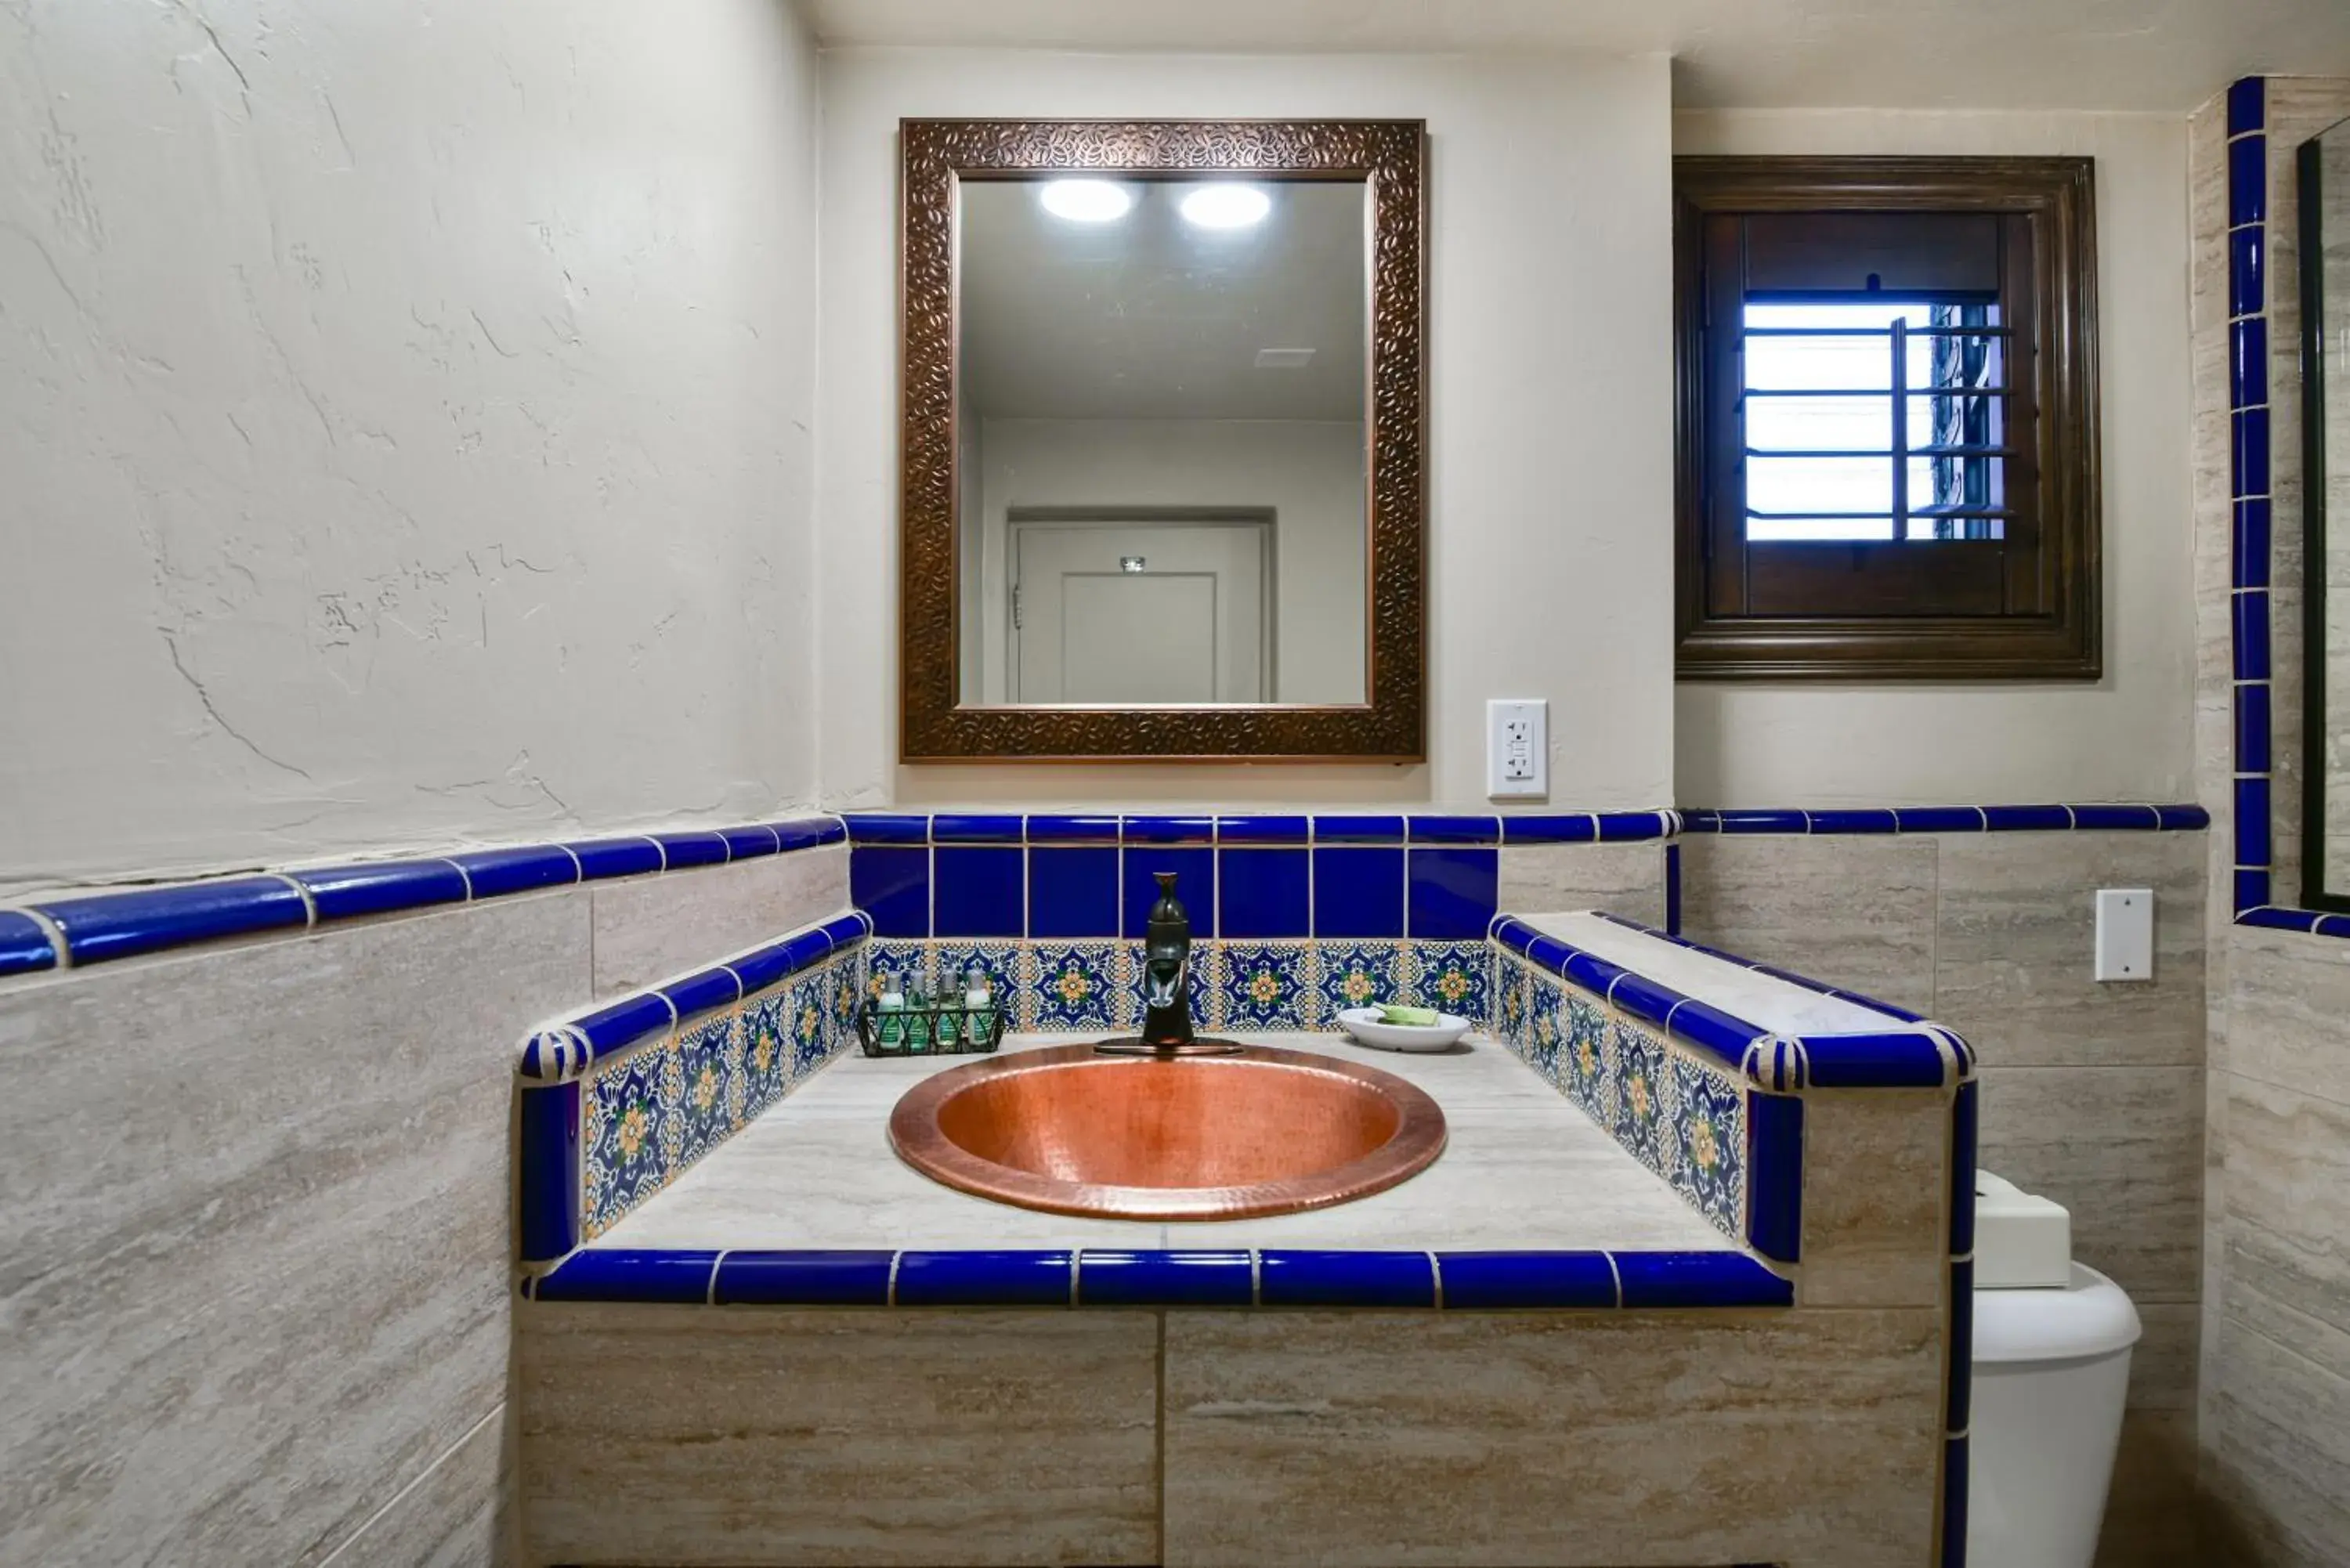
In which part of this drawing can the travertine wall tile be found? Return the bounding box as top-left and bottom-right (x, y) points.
(2203, 1313), (2350, 1567)
(2214, 1071), (2350, 1382)
(2222, 928), (2350, 1105)
(591, 843), (849, 996)
(1973, 1065), (2204, 1302)
(1798, 1089), (1950, 1309)
(0, 894), (589, 1568)
(517, 1306), (1159, 1566)
(1162, 1308), (1944, 1568)
(316, 1407), (513, 1568)
(1933, 833), (2206, 1069)
(1497, 842), (1665, 927)
(1676, 835), (1938, 1014)
(2097, 1410), (2203, 1568)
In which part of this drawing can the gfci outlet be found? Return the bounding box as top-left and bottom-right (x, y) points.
(1487, 699), (1548, 800)
(2094, 888), (2156, 982)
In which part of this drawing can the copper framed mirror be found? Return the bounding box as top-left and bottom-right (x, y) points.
(898, 119), (1426, 762)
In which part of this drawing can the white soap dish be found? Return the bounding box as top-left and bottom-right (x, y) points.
(1336, 1007), (1472, 1053)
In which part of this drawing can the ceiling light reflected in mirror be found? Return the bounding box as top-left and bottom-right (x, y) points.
(1037, 179), (1133, 222)
(1178, 183), (1271, 229)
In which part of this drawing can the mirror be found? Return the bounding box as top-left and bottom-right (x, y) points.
(956, 179), (1368, 708)
(2306, 116), (2350, 905)
(900, 121), (1425, 763)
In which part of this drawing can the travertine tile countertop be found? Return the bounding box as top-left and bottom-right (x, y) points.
(596, 1031), (1742, 1255)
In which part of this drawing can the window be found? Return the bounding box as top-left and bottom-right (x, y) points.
(1674, 158), (2101, 678)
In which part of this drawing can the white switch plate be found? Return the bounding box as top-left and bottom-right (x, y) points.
(1487, 699), (1548, 800)
(2094, 887), (2155, 982)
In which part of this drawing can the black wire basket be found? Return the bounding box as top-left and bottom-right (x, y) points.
(855, 989), (1008, 1057)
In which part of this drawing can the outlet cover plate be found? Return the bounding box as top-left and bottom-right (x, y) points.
(1487, 699), (1548, 800)
(2093, 887), (2155, 982)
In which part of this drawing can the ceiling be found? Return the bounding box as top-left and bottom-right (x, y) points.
(804, 0), (2350, 112)
(960, 179), (1368, 422)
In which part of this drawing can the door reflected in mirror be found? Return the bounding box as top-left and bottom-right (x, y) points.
(954, 177), (1370, 707)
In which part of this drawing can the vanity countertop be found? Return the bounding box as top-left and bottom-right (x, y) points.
(593, 1031), (1743, 1255)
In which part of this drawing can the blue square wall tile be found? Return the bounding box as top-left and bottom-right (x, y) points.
(1313, 847), (1404, 938)
(851, 847), (930, 938)
(1407, 847), (1497, 940)
(1219, 848), (1311, 938)
(1028, 847), (1119, 938)
(931, 846), (1023, 938)
(1123, 847), (1215, 939)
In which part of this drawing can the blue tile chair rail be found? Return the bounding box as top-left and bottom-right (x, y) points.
(519, 1245), (1795, 1310)
(0, 814), (848, 977)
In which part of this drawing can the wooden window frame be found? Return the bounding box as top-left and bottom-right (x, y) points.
(1674, 157), (2102, 681)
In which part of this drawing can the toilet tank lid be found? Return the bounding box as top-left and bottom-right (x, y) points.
(1973, 1263), (2142, 1364)
(1976, 1169), (2073, 1288)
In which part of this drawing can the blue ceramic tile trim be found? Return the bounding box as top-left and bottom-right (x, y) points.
(844, 814), (930, 845)
(449, 845), (580, 898)
(1025, 814), (1123, 843)
(714, 1250), (895, 1306)
(1122, 815), (1217, 844)
(1614, 1251), (1793, 1309)
(894, 1250), (1074, 1307)
(0, 909), (58, 977)
(287, 859), (470, 921)
(1500, 814), (1597, 844)
(528, 1248), (720, 1303)
(1437, 1251), (1617, 1310)
(31, 876), (311, 966)
(1260, 1250), (1435, 1308)
(1312, 814), (1407, 844)
(1745, 1094), (1804, 1264)
(565, 837), (666, 880)
(1597, 810), (1677, 841)
(655, 830), (730, 869)
(1950, 1080), (1979, 1259)
(1408, 814), (1499, 844)
(661, 966), (742, 1023)
(1077, 1250), (1256, 1307)
(1663, 843), (1682, 935)
(1947, 1258), (1976, 1434)
(517, 1080), (580, 1263)
(930, 814), (1024, 844)
(1942, 1435), (1970, 1568)
(1214, 815), (1310, 844)
(1679, 804), (2207, 835)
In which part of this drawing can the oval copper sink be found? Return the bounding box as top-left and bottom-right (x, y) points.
(888, 1043), (1448, 1220)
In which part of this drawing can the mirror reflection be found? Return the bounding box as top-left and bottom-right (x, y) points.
(954, 177), (1370, 706)
(2310, 118), (2350, 896)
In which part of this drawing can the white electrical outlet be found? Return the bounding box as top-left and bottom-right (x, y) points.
(1487, 699), (1548, 800)
(2093, 888), (2155, 982)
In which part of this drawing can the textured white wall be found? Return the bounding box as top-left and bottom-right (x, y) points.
(814, 48), (1677, 809)
(1672, 110), (2199, 807)
(0, 0), (821, 894)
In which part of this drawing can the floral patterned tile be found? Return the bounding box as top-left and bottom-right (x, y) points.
(1403, 941), (1492, 1025)
(1315, 940), (1405, 1021)
(784, 974), (832, 1082)
(1612, 1016), (1672, 1180)
(1123, 940), (1218, 1031)
(1030, 941), (1128, 1032)
(741, 989), (790, 1117)
(1524, 972), (1565, 1086)
(675, 1010), (736, 1165)
(1562, 992), (1613, 1124)
(1671, 1055), (1745, 1238)
(582, 1043), (675, 1239)
(1219, 941), (1318, 1031)
(1494, 955), (1531, 1046)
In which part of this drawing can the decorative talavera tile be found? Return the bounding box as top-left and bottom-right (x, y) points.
(1405, 940), (1491, 1024)
(675, 1010), (736, 1165)
(1122, 939), (1218, 1030)
(784, 974), (832, 1082)
(1030, 941), (1128, 1032)
(823, 951), (865, 1059)
(741, 989), (790, 1116)
(1220, 941), (1318, 1031)
(1494, 955), (1530, 1045)
(931, 940), (1024, 1033)
(1524, 972), (1564, 1085)
(1562, 992), (1613, 1125)
(1316, 940), (1403, 1019)
(1612, 1016), (1672, 1180)
(583, 1045), (674, 1239)
(1671, 1054), (1745, 1238)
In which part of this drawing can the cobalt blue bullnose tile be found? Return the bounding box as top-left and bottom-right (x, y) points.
(1406, 848), (1497, 940)
(1213, 815), (1310, 844)
(714, 1250), (895, 1306)
(2319, 914), (2350, 938)
(1948, 1259), (1976, 1433)
(772, 817), (842, 852)
(729, 940), (797, 996)
(532, 1248), (719, 1304)
(1666, 999), (1762, 1069)
(2231, 317), (2270, 410)
(1716, 808), (1809, 834)
(822, 912), (870, 948)
(1613, 1251), (1793, 1309)
(1676, 808), (1723, 834)
(1665, 842), (1683, 934)
(1406, 815), (1499, 844)
(2228, 134), (2267, 230)
(1491, 917), (1536, 955)
(573, 992), (677, 1058)
(2230, 226), (2266, 320)
(1893, 807), (1986, 833)
(718, 825), (781, 860)
(0, 909), (57, 976)
(851, 845), (931, 938)
(1596, 811), (1672, 841)
(1313, 814), (1406, 844)
(1311, 847), (1401, 938)
(516, 1080), (580, 1262)
(1123, 847), (1215, 938)
(1500, 814), (1598, 844)
(1943, 1436), (1970, 1568)
(780, 929), (832, 977)
(662, 967), (741, 1021)
(1077, 1250), (1255, 1307)
(1950, 1080), (1979, 1258)
(1524, 934), (1573, 974)
(1436, 1251), (1616, 1310)
(1746, 1093), (1806, 1265)
(2234, 868), (2272, 912)
(1563, 949), (1629, 1000)
(450, 846), (580, 899)
(2234, 407), (2272, 497)
(566, 838), (666, 880)
(2157, 804), (2211, 832)
(1259, 1250), (1436, 1309)
(2235, 778), (2273, 868)
(1806, 808), (1897, 834)
(2236, 499), (2273, 589)
(1029, 846), (1120, 938)
(932, 846), (1024, 938)
(1799, 1030), (1953, 1089)
(1605, 970), (1683, 1030)
(1980, 805), (2072, 832)
(1025, 814), (1122, 843)
(34, 876), (310, 966)
(655, 830), (730, 869)
(2069, 805), (2162, 831)
(2238, 905), (2321, 933)
(843, 814), (929, 845)
(1219, 848), (1311, 938)
(289, 859), (469, 922)
(894, 1250), (1073, 1306)
(929, 814), (1024, 844)
(2228, 76), (2265, 138)
(1121, 815), (1217, 844)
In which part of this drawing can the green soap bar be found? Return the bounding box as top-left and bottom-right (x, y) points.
(1379, 1004), (1441, 1027)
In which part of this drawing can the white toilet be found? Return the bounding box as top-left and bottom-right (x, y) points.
(1968, 1171), (2142, 1568)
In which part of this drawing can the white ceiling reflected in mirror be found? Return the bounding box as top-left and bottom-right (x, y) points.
(953, 176), (1371, 708)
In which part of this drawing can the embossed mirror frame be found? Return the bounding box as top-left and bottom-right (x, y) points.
(898, 118), (1426, 763)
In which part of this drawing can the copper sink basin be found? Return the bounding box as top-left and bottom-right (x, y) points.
(888, 1044), (1448, 1220)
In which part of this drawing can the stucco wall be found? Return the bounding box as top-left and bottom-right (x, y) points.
(0, 0), (821, 895)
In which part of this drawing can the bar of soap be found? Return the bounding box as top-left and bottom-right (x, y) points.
(1379, 1004), (1441, 1027)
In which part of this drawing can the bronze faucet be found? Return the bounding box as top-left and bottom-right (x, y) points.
(1097, 871), (1241, 1057)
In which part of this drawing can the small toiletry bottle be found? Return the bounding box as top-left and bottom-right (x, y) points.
(877, 970), (906, 1048)
(907, 975), (934, 1053)
(964, 966), (996, 1042)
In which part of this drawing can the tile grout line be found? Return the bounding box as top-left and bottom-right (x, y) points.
(312, 1404), (506, 1568)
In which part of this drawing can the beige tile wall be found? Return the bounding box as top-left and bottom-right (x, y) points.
(2193, 78), (2350, 1568)
(1675, 827), (2208, 1565)
(0, 847), (850, 1568)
